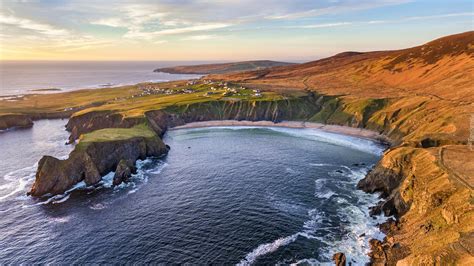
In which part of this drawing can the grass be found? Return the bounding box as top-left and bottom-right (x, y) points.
(76, 123), (156, 151)
(0, 79), (287, 119)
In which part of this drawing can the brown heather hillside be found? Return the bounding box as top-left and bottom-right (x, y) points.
(210, 31), (474, 265)
(213, 32), (473, 100)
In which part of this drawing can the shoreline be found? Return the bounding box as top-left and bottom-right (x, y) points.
(170, 120), (391, 144)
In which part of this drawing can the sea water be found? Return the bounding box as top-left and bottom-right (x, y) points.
(0, 121), (386, 264)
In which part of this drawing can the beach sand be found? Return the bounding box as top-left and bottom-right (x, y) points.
(170, 120), (390, 144)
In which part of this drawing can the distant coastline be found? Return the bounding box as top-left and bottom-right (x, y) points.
(29, 88), (62, 92)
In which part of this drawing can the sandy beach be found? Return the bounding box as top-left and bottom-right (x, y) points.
(170, 120), (390, 144)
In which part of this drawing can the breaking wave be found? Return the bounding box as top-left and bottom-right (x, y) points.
(237, 164), (387, 265)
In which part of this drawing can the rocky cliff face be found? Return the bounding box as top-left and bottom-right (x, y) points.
(66, 111), (145, 143)
(29, 132), (168, 197)
(0, 114), (33, 130)
(357, 146), (473, 264)
(64, 94), (340, 141)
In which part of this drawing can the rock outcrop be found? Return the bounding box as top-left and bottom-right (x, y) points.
(332, 252), (346, 266)
(0, 114), (33, 130)
(113, 159), (137, 186)
(29, 129), (168, 197)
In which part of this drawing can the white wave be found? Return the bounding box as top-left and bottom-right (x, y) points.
(302, 208), (324, 231)
(0, 165), (37, 201)
(29, 181), (88, 206)
(47, 216), (71, 223)
(285, 167), (300, 175)
(238, 208), (326, 265)
(52, 194), (70, 204)
(314, 166), (388, 264)
(290, 258), (325, 266)
(99, 172), (115, 188)
(238, 164), (387, 265)
(310, 163), (335, 167)
(90, 203), (106, 210)
(313, 179), (336, 200)
(237, 233), (303, 266)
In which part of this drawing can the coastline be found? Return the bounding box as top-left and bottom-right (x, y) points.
(170, 120), (390, 144)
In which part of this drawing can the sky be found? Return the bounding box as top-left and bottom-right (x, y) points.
(0, 0), (472, 61)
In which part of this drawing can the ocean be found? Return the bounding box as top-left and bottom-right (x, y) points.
(0, 61), (204, 96)
(0, 120), (386, 264)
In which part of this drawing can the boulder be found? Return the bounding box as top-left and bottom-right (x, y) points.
(332, 252), (346, 266)
(113, 159), (137, 186)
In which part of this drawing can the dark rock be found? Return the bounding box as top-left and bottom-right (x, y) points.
(28, 153), (100, 197)
(29, 135), (168, 197)
(369, 239), (387, 264)
(0, 114), (33, 131)
(113, 159), (137, 186)
(379, 218), (399, 235)
(332, 252), (346, 266)
(368, 237), (410, 266)
(357, 161), (410, 218)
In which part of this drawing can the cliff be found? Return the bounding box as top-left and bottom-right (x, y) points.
(0, 114), (33, 130)
(28, 124), (169, 197)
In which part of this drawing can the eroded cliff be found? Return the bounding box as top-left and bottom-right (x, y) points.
(29, 124), (169, 197)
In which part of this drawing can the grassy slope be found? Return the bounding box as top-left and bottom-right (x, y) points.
(78, 124), (155, 144)
(0, 81), (286, 119)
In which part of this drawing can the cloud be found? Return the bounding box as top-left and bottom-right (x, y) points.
(181, 35), (217, 41)
(288, 12), (474, 30)
(90, 18), (124, 28)
(265, 0), (411, 20)
(404, 12), (474, 21)
(0, 13), (69, 36)
(149, 23), (230, 36)
(0, 10), (113, 54)
(289, 22), (352, 29)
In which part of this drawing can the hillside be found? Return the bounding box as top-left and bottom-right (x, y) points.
(153, 60), (295, 74)
(212, 31), (473, 101)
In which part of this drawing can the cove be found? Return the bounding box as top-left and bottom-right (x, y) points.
(0, 121), (386, 264)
